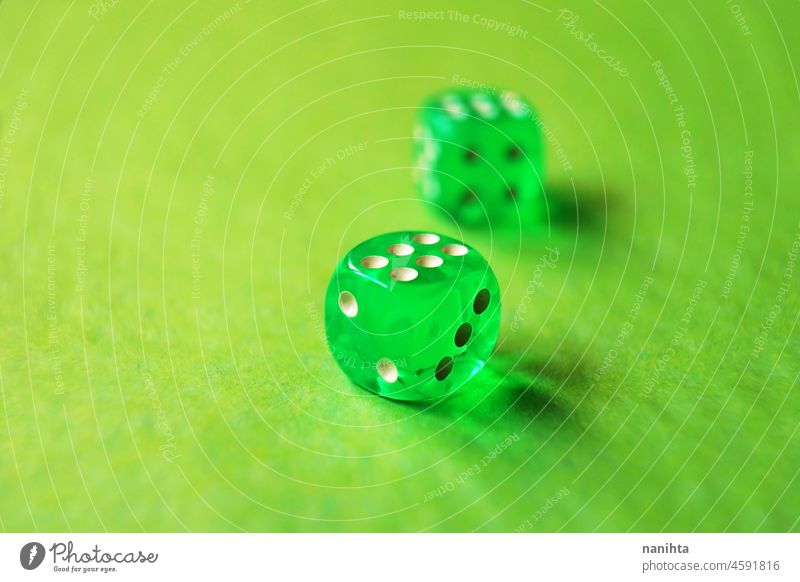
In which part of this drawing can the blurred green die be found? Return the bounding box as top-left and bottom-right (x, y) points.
(414, 88), (545, 227)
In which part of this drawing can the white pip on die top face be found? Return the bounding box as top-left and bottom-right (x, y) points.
(499, 90), (529, 118)
(438, 89), (531, 122)
(339, 233), (463, 308)
(441, 95), (468, 120)
(470, 92), (500, 119)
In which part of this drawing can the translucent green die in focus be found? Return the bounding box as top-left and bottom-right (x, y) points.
(324, 231), (501, 401)
(413, 88), (545, 228)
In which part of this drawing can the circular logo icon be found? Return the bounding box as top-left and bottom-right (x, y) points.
(20, 542), (45, 570)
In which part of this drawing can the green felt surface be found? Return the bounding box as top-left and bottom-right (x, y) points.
(0, 0), (798, 532)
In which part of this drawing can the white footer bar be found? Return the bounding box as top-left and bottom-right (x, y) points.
(1, 533), (797, 581)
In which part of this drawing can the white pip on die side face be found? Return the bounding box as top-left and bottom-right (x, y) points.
(413, 123), (443, 203)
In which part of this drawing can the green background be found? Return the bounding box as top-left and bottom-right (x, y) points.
(1, 0), (798, 532)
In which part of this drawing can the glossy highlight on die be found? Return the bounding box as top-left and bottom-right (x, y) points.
(324, 231), (501, 401)
(413, 88), (546, 228)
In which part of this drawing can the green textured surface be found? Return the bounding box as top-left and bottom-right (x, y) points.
(0, 0), (798, 532)
(324, 231), (501, 401)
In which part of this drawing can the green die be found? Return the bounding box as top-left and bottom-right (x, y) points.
(324, 231), (501, 401)
(413, 88), (545, 227)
